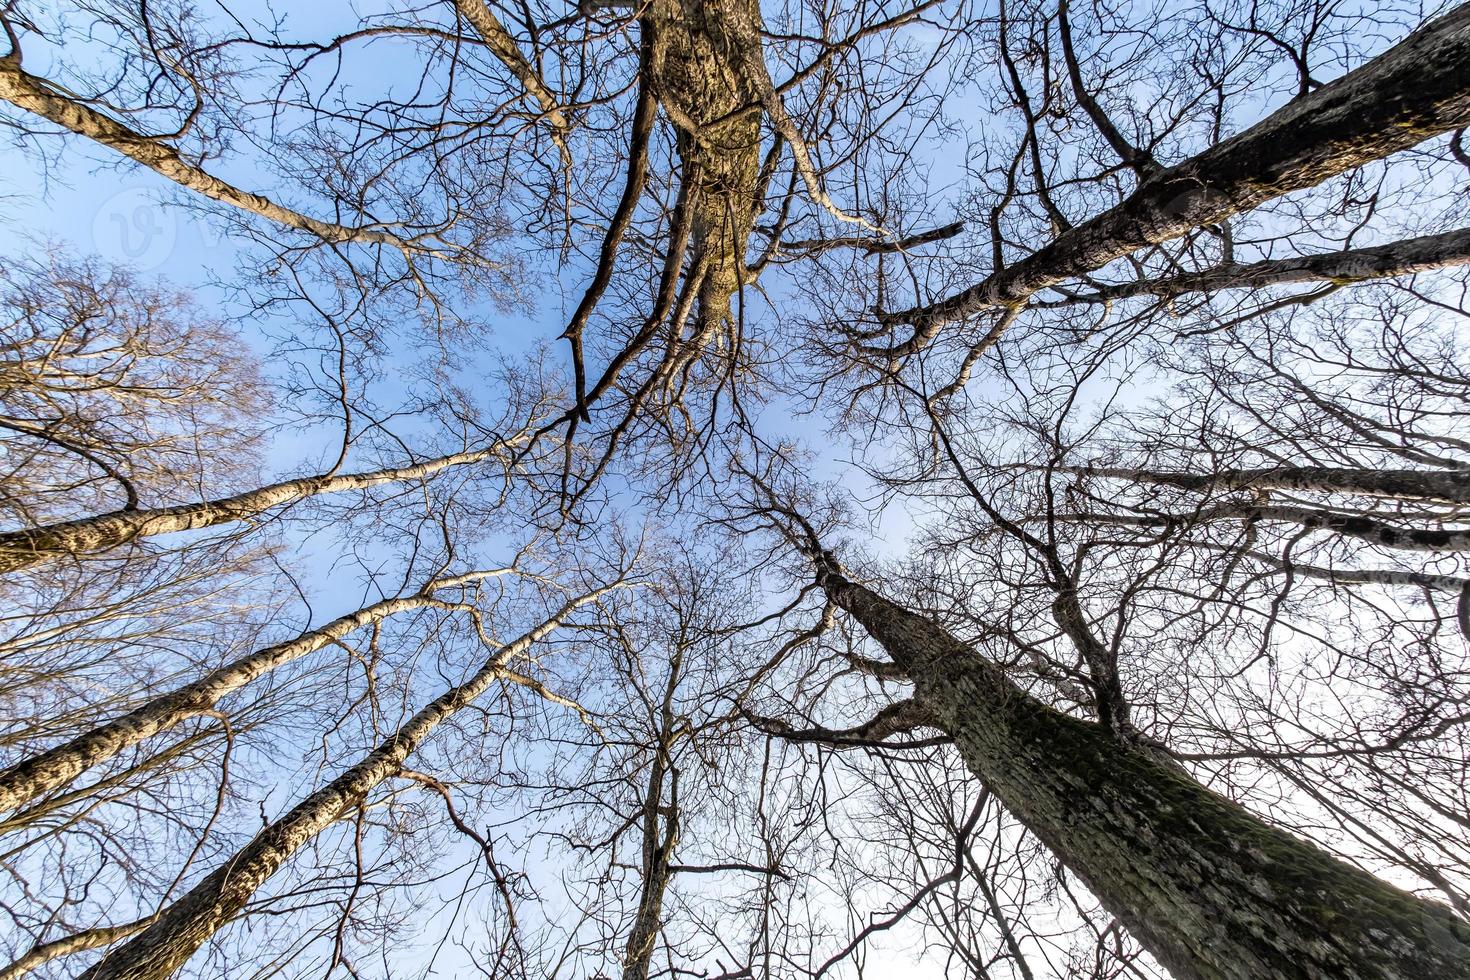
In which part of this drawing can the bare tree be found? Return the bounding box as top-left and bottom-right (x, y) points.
(67, 575), (630, 980)
(0, 250), (267, 534)
(4, 1), (1470, 977)
(729, 469), (1470, 978)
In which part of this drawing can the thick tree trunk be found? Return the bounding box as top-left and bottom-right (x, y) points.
(0, 570), (508, 822)
(649, 0), (763, 332)
(72, 586), (612, 980)
(815, 565), (1470, 980)
(879, 5), (1470, 349)
(0, 445), (515, 574)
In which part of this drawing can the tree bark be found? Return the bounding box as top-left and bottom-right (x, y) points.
(814, 564), (1470, 980)
(621, 743), (677, 980)
(1054, 464), (1470, 506)
(0, 916), (154, 980)
(648, 0), (764, 332)
(0, 444), (517, 574)
(877, 5), (1470, 352)
(0, 61), (456, 257)
(71, 585), (614, 980)
(1042, 226), (1470, 305)
(0, 570), (509, 822)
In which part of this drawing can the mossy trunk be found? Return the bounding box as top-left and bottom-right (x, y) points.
(649, 0), (763, 331)
(816, 567), (1470, 980)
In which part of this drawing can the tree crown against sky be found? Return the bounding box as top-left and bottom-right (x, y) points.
(1, 0), (1469, 977)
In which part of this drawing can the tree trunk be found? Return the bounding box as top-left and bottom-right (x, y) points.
(72, 585), (613, 980)
(649, 0), (764, 332)
(815, 565), (1470, 980)
(0, 570), (509, 822)
(1054, 464), (1470, 506)
(621, 746), (676, 980)
(880, 4), (1470, 348)
(0, 444), (516, 574)
(621, 645), (683, 980)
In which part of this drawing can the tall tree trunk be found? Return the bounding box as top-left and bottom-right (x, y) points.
(72, 585), (615, 980)
(649, 0), (764, 332)
(814, 564), (1470, 980)
(621, 745), (677, 980)
(1051, 464), (1470, 506)
(0, 444), (519, 574)
(878, 4), (1470, 351)
(0, 570), (508, 822)
(0, 61), (446, 256)
(621, 649), (683, 980)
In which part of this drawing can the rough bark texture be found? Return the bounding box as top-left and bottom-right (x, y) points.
(0, 61), (440, 254)
(0, 446), (509, 574)
(815, 565), (1470, 980)
(0, 917), (153, 980)
(881, 4), (1470, 346)
(73, 588), (607, 980)
(649, 0), (763, 331)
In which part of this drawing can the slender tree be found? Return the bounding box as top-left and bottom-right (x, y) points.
(70, 578), (626, 980)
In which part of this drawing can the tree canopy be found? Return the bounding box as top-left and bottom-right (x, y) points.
(1, 1), (1469, 978)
